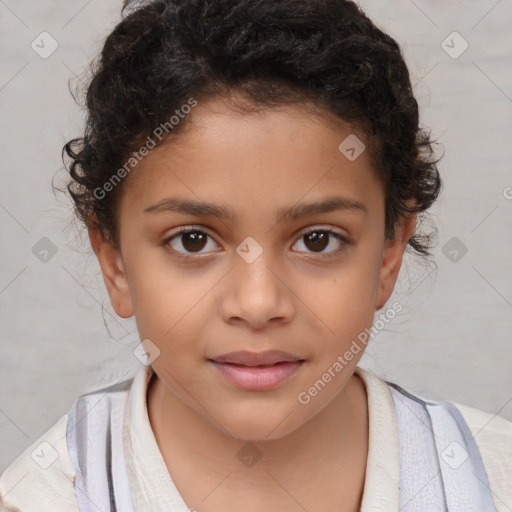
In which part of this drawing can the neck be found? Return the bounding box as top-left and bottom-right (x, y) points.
(146, 369), (369, 510)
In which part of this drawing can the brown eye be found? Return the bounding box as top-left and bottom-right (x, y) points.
(292, 228), (348, 256)
(165, 228), (219, 256)
(303, 231), (329, 252)
(181, 231), (207, 252)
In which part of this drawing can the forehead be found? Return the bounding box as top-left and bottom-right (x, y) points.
(117, 96), (384, 223)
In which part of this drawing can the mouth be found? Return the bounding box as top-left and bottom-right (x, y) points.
(208, 359), (305, 391)
(208, 349), (305, 367)
(216, 361), (304, 367)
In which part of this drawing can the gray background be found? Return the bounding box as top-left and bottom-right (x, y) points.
(1, 0), (511, 473)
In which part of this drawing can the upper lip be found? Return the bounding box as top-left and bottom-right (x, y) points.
(209, 350), (304, 366)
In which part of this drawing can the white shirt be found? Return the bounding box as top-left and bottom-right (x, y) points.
(1, 364), (511, 511)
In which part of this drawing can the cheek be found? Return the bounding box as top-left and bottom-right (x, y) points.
(126, 264), (222, 374)
(133, 285), (205, 343)
(305, 258), (381, 354)
(124, 247), (206, 339)
(314, 251), (381, 310)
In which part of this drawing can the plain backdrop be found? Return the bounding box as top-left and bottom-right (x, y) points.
(0, 0), (511, 473)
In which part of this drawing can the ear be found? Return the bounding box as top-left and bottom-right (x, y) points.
(375, 210), (417, 311)
(88, 222), (134, 318)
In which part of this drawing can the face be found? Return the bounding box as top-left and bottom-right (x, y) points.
(91, 95), (415, 441)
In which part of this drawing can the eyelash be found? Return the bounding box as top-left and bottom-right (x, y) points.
(163, 225), (350, 261)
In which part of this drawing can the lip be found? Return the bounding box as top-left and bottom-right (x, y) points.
(209, 360), (304, 391)
(208, 351), (305, 391)
(209, 350), (303, 366)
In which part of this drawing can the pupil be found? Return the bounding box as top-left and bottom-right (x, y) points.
(306, 232), (328, 252)
(183, 232), (206, 252)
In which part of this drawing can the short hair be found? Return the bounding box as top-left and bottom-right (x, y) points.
(63, 0), (442, 257)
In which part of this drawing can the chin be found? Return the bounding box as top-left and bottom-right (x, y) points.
(229, 425), (295, 443)
(213, 410), (302, 442)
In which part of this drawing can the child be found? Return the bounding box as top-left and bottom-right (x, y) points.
(1, 0), (511, 511)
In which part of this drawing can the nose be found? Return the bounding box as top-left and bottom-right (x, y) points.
(219, 251), (295, 330)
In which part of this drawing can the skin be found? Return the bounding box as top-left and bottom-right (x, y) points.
(89, 94), (417, 512)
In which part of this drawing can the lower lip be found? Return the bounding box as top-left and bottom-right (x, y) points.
(209, 360), (304, 391)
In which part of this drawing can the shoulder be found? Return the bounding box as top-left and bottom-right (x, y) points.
(358, 368), (512, 510)
(0, 413), (79, 512)
(452, 400), (512, 460)
(452, 400), (512, 445)
(451, 400), (512, 511)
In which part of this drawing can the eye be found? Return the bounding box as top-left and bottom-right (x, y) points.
(164, 227), (220, 257)
(163, 225), (350, 260)
(291, 227), (349, 257)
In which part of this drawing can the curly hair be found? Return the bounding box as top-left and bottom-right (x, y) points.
(62, 0), (442, 257)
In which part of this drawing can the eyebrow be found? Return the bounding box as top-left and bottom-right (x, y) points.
(144, 196), (367, 222)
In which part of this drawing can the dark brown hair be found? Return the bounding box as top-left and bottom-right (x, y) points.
(62, 0), (442, 256)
